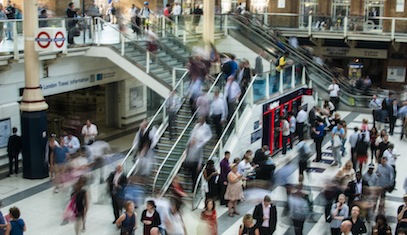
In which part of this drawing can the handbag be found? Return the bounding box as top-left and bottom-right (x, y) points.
(333, 134), (342, 148)
(62, 196), (78, 222)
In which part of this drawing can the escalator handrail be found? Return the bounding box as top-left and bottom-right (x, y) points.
(152, 72), (223, 196)
(95, 17), (177, 72)
(121, 69), (189, 173)
(228, 17), (377, 102)
(190, 73), (260, 209)
(235, 15), (394, 96)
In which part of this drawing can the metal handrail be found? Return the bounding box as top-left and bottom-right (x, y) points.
(190, 73), (260, 208)
(152, 72), (223, 196)
(228, 16), (380, 104)
(121, 69), (189, 171)
(159, 15), (202, 42)
(95, 17), (170, 69)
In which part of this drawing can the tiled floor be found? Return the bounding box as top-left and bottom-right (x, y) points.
(1, 110), (406, 235)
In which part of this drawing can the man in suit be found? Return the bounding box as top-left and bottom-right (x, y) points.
(253, 195), (277, 234)
(107, 164), (128, 223)
(389, 99), (399, 135)
(7, 127), (22, 177)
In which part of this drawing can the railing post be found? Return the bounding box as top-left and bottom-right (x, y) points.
(235, 111), (239, 132)
(13, 21), (18, 60)
(249, 82), (254, 106)
(291, 65), (296, 88)
(264, 13), (268, 26)
(183, 31), (186, 44)
(146, 51), (150, 73)
(314, 91), (319, 104)
(391, 18), (395, 40)
(308, 79), (313, 88)
(97, 18), (101, 46)
(308, 15), (312, 36)
(181, 79), (184, 97)
(120, 34), (125, 56)
(172, 68), (176, 89)
(344, 16), (348, 38)
(175, 16), (179, 37)
(90, 17), (95, 41)
(224, 15), (228, 36)
(265, 72), (270, 98)
(301, 67), (306, 85)
(279, 71), (284, 93)
(163, 104), (167, 121)
(162, 16), (166, 37)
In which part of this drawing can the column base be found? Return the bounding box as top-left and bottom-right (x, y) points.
(21, 111), (49, 179)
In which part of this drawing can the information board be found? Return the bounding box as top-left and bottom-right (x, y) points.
(0, 118), (11, 148)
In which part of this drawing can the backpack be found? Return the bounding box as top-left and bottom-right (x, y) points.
(356, 136), (368, 156)
(274, 56), (282, 67)
(221, 61), (232, 75)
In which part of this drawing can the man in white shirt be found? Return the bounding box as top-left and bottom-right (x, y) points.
(81, 119), (98, 145)
(166, 91), (181, 140)
(296, 106), (308, 141)
(280, 116), (290, 156)
(185, 117), (212, 187)
(210, 89), (227, 139)
(288, 112), (296, 149)
(328, 79), (340, 111)
(196, 90), (210, 120)
(369, 95), (382, 127)
(224, 76), (241, 120)
(340, 220), (353, 235)
(171, 1), (181, 22)
(128, 4), (138, 33)
(382, 143), (398, 170)
(64, 132), (81, 155)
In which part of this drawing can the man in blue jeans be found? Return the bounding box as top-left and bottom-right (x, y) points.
(331, 121), (345, 167)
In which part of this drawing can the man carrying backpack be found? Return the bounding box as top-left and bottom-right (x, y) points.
(355, 133), (369, 172)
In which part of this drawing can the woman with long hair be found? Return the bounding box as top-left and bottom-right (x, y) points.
(372, 214), (391, 235)
(200, 198), (217, 235)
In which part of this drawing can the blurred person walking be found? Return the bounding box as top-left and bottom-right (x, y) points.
(72, 176), (89, 234)
(288, 190), (310, 235)
(376, 156), (394, 214)
(0, 4), (7, 42)
(210, 88), (227, 139)
(389, 99), (400, 136)
(107, 165), (128, 224)
(224, 76), (241, 121)
(53, 137), (70, 193)
(7, 127), (21, 177)
(64, 132), (80, 155)
(184, 117), (212, 188)
(116, 201), (137, 235)
(132, 119), (157, 161)
(166, 90), (181, 140)
(165, 198), (187, 235)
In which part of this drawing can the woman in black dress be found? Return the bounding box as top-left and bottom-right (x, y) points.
(203, 160), (219, 202)
(238, 214), (259, 235)
(141, 200), (161, 235)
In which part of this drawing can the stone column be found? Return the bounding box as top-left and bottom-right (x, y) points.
(203, 0), (215, 43)
(20, 0), (49, 179)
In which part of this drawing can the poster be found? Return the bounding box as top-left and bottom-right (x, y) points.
(397, 0), (405, 12)
(387, 66), (406, 83)
(129, 87), (144, 109)
(278, 0), (285, 8)
(0, 118), (11, 148)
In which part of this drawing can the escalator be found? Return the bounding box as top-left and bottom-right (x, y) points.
(227, 16), (383, 109)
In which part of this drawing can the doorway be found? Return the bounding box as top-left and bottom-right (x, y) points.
(364, 0), (384, 32)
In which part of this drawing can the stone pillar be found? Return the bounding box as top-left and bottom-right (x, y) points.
(203, 0), (215, 43)
(20, 0), (49, 179)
